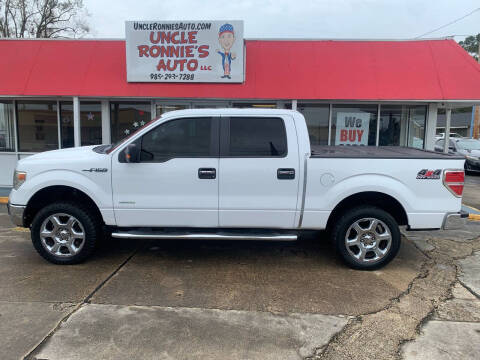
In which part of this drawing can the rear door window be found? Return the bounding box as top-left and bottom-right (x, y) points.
(224, 117), (287, 157)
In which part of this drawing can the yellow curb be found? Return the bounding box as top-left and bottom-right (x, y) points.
(13, 227), (30, 232)
(463, 204), (480, 213)
(468, 213), (480, 221)
(0, 197), (8, 204)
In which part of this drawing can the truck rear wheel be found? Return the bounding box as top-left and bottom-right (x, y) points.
(331, 206), (401, 270)
(31, 202), (99, 265)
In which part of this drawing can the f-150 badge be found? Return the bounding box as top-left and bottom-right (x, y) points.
(82, 168), (108, 173)
(416, 169), (441, 179)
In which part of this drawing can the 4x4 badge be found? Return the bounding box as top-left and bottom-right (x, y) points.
(416, 169), (441, 179)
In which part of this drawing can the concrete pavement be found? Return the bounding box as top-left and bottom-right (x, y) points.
(463, 174), (480, 210)
(33, 304), (347, 360)
(1, 203), (479, 359)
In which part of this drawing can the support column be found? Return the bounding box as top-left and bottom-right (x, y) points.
(425, 103), (438, 151)
(376, 104), (381, 146)
(73, 97), (81, 147)
(151, 100), (157, 120)
(291, 100), (297, 111)
(444, 108), (451, 154)
(101, 100), (111, 144)
(474, 105), (480, 139)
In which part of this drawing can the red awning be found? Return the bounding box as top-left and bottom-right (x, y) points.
(1, 38), (480, 100)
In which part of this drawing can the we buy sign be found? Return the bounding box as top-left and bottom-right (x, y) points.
(335, 112), (370, 146)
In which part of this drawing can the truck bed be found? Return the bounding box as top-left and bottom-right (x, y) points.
(310, 146), (464, 159)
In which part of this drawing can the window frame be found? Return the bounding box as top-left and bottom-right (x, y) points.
(0, 100), (16, 152)
(15, 100), (59, 153)
(220, 116), (288, 158)
(119, 116), (220, 163)
(110, 101), (152, 144)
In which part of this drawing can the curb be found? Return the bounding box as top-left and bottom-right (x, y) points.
(462, 204), (480, 221)
(0, 197), (8, 204)
(468, 213), (480, 221)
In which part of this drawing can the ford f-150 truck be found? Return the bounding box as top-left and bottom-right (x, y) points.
(7, 109), (467, 270)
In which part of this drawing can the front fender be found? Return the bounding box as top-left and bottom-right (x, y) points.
(9, 169), (112, 211)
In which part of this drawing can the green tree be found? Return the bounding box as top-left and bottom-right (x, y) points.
(459, 34), (480, 62)
(0, 0), (89, 38)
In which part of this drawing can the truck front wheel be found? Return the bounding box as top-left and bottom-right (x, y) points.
(331, 206), (401, 270)
(31, 202), (99, 265)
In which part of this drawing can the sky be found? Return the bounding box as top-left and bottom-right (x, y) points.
(83, 0), (480, 41)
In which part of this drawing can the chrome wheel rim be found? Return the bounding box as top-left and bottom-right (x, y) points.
(39, 213), (85, 257)
(344, 217), (392, 264)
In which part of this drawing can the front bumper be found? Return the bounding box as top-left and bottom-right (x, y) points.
(442, 210), (468, 230)
(6, 201), (26, 227)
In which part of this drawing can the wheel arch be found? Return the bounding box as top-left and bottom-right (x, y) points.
(24, 185), (103, 228)
(325, 191), (409, 232)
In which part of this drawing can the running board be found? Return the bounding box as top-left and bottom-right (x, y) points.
(111, 230), (298, 241)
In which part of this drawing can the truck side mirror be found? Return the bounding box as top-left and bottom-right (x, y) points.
(121, 143), (140, 163)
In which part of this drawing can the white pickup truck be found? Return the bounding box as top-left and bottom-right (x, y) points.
(7, 109), (467, 270)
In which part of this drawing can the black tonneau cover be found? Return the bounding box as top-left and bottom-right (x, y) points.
(310, 146), (464, 159)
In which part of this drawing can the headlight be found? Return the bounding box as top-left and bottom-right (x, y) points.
(13, 170), (27, 190)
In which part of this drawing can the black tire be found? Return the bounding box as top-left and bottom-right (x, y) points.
(31, 202), (100, 265)
(331, 206), (401, 270)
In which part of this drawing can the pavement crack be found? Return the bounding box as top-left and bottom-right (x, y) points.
(23, 302), (82, 360)
(309, 234), (475, 360)
(457, 279), (480, 299)
(83, 246), (141, 304)
(23, 246), (141, 360)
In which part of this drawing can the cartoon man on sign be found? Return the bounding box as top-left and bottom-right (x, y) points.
(217, 23), (236, 79)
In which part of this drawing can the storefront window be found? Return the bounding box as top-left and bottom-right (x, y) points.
(192, 102), (228, 109)
(407, 106), (427, 149)
(379, 106), (404, 146)
(110, 102), (151, 143)
(331, 105), (378, 146)
(0, 101), (15, 152)
(232, 102), (277, 108)
(297, 104), (329, 145)
(17, 101), (58, 152)
(156, 103), (189, 116)
(80, 102), (102, 145)
(59, 102), (74, 148)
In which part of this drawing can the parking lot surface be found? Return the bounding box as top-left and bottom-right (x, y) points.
(464, 174), (480, 210)
(1, 203), (479, 360)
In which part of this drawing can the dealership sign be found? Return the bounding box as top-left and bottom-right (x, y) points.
(335, 112), (370, 146)
(125, 21), (244, 83)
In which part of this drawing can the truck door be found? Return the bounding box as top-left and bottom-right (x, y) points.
(111, 116), (220, 227)
(218, 115), (300, 228)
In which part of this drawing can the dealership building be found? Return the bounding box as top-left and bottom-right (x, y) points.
(1, 30), (480, 186)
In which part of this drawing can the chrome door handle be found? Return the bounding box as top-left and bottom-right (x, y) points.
(277, 168), (295, 180)
(198, 168), (216, 179)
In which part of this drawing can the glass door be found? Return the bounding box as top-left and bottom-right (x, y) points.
(406, 106), (427, 149)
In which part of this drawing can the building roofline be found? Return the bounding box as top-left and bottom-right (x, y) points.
(0, 36), (455, 42)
